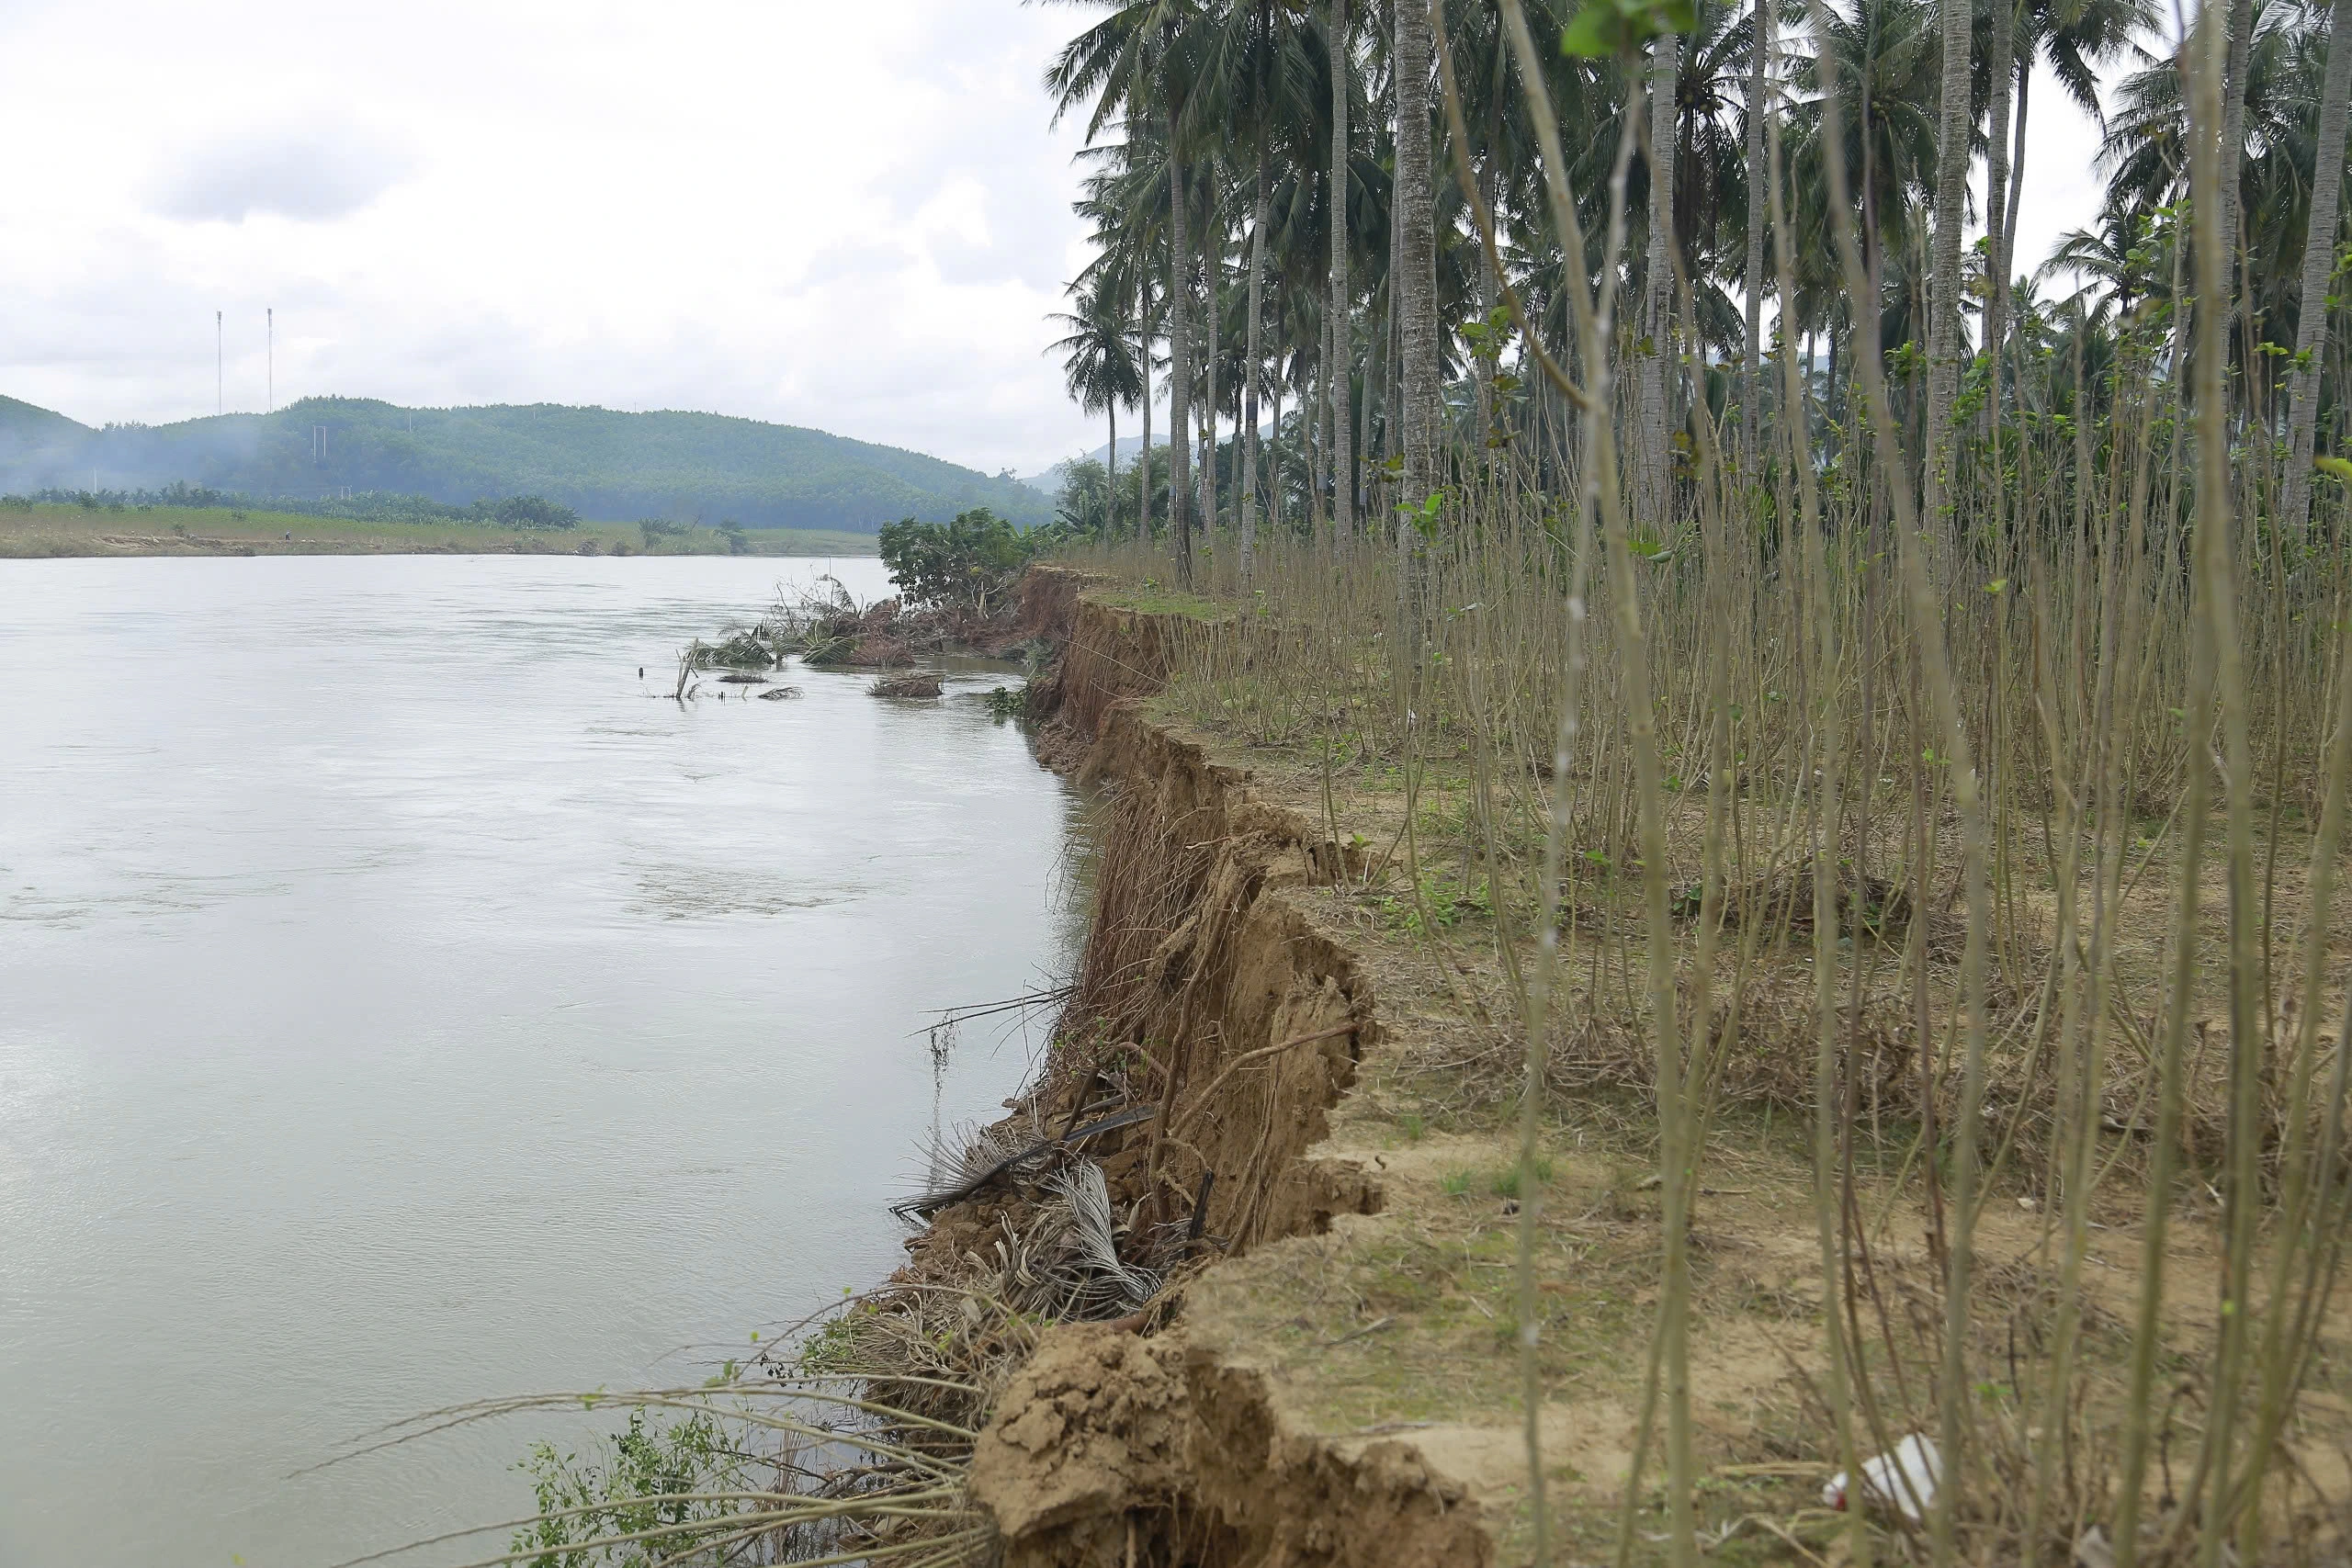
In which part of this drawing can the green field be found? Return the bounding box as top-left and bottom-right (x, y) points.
(0, 502), (875, 559)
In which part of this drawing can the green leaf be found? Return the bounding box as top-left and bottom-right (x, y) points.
(1560, 0), (1692, 56)
(1559, 6), (1623, 56)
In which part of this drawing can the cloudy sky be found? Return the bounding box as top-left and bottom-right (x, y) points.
(0, 0), (1102, 474)
(0, 1), (2108, 478)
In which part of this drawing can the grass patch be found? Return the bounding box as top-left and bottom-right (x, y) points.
(1488, 1156), (1555, 1201)
(0, 502), (875, 558)
(1091, 582), (1228, 621)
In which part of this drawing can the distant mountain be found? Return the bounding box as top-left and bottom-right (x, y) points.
(0, 396), (1052, 532)
(1020, 434), (1151, 495)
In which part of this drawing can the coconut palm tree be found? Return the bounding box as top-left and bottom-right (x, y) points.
(1639, 30), (1679, 526)
(1048, 0), (1212, 578)
(1742, 0), (1773, 457)
(1190, 0), (1326, 571)
(1049, 275), (1147, 525)
(1663, 0), (1759, 353)
(2037, 197), (2173, 325)
(1788, 0), (1949, 328)
(1329, 0), (1356, 543)
(2000, 0), (2156, 280)
(1073, 125), (1173, 540)
(2281, 0), (2352, 534)
(1927, 0), (1977, 522)
(1394, 0), (1442, 524)
(1981, 0), (2154, 427)
(2102, 0), (2327, 367)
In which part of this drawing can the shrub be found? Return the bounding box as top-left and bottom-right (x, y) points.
(877, 508), (1035, 613)
(511, 1410), (744, 1568)
(483, 494), (580, 530)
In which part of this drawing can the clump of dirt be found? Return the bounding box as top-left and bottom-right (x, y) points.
(969, 1322), (1494, 1568)
(870, 672), (943, 699)
(969, 1325), (1189, 1562)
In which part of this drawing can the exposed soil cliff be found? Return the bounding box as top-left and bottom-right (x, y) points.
(938, 570), (1500, 1567)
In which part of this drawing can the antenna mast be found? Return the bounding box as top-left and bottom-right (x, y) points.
(216, 310), (223, 415)
(266, 309), (273, 413)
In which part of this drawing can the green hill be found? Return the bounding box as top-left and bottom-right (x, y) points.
(0, 396), (1049, 533)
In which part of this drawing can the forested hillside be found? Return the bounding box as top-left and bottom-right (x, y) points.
(0, 395), (1048, 531)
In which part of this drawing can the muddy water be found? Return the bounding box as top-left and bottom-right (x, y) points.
(0, 555), (1079, 1566)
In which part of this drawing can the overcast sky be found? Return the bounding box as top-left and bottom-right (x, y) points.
(0, 1), (2109, 478)
(0, 0), (1102, 474)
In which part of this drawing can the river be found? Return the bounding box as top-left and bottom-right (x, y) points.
(0, 554), (1080, 1566)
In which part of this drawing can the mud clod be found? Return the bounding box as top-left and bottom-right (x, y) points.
(971, 1326), (1188, 1561)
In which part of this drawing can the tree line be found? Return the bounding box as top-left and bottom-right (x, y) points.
(1044, 0), (2352, 563)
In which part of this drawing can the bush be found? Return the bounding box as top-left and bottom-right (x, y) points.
(512, 1409), (744, 1568)
(482, 494), (579, 530)
(877, 508), (1036, 613)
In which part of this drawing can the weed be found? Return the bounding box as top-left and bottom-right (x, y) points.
(1488, 1156), (1555, 1201)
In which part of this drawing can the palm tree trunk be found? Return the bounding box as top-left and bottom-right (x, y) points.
(1202, 419), (1215, 543)
(1374, 190), (1392, 465)
(2003, 62), (2029, 280)
(1314, 310), (1331, 533)
(1271, 369), (1286, 532)
(1983, 0), (2015, 436)
(1140, 292), (1154, 543)
(2283, 0), (2352, 535)
(2219, 0), (2258, 331)
(1242, 151), (1268, 578)
(1203, 186), (1222, 544)
(1357, 290), (1375, 498)
(1108, 401), (1119, 535)
(1640, 35), (1679, 525)
(1168, 106), (1195, 581)
(1924, 0), (1973, 529)
(1330, 0), (1355, 542)
(1742, 0), (1769, 464)
(1475, 163), (1498, 449)
(1394, 0), (1441, 522)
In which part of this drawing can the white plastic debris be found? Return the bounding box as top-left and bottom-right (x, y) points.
(1820, 1433), (1942, 1523)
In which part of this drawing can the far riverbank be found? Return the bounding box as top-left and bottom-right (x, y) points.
(0, 502), (876, 559)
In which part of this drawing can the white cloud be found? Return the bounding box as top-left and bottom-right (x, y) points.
(149, 118), (415, 222)
(0, 0), (1104, 472)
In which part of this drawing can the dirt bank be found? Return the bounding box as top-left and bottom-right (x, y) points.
(918, 569), (1510, 1567)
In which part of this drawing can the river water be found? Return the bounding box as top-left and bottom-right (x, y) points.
(0, 554), (1079, 1566)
